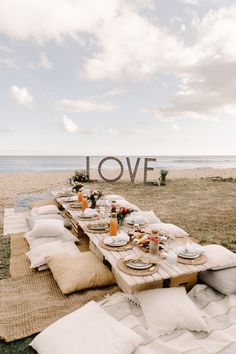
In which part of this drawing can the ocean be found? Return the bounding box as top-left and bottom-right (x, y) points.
(0, 156), (236, 173)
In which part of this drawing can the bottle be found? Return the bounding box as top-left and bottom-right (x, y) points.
(109, 212), (118, 236)
(111, 200), (117, 212)
(149, 230), (159, 256)
(82, 196), (89, 211)
(78, 191), (83, 203)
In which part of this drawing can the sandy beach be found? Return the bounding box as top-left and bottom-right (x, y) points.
(1, 168), (236, 251)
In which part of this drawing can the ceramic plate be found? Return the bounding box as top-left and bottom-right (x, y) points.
(70, 203), (82, 209)
(178, 252), (200, 259)
(61, 197), (77, 202)
(104, 238), (128, 247)
(77, 212), (97, 218)
(88, 224), (108, 231)
(126, 261), (152, 270)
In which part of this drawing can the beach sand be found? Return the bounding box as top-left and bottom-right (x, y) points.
(0, 168), (236, 250)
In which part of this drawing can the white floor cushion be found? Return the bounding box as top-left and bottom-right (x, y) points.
(199, 267), (236, 295)
(30, 301), (143, 354)
(31, 205), (60, 217)
(30, 219), (65, 238)
(202, 244), (236, 270)
(147, 222), (188, 237)
(24, 228), (78, 249)
(136, 287), (209, 335)
(26, 240), (80, 268)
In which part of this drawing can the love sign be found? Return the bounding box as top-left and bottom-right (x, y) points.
(85, 156), (157, 184)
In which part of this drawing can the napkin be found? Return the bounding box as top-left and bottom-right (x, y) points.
(105, 232), (129, 244)
(83, 208), (97, 217)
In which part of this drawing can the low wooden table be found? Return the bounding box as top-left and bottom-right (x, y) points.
(57, 197), (214, 294)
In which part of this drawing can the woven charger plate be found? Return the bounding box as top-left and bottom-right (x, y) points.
(85, 227), (109, 234)
(99, 239), (134, 251)
(117, 258), (158, 276)
(177, 253), (207, 265)
(76, 215), (99, 221)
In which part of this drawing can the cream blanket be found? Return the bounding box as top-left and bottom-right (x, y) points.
(100, 284), (236, 354)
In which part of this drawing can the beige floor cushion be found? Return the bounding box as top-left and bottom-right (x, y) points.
(30, 199), (59, 209)
(46, 252), (116, 294)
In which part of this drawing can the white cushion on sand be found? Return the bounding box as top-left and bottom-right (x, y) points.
(30, 301), (143, 354)
(199, 267), (236, 295)
(24, 228), (78, 249)
(148, 222), (188, 237)
(30, 219), (65, 238)
(26, 240), (80, 268)
(104, 194), (125, 201)
(136, 287), (208, 335)
(131, 210), (160, 223)
(31, 205), (60, 217)
(27, 214), (65, 230)
(202, 244), (236, 270)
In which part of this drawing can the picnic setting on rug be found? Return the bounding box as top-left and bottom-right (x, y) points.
(1, 183), (236, 354)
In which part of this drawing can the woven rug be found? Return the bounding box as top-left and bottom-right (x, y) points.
(0, 270), (119, 342)
(10, 233), (89, 278)
(10, 233), (35, 278)
(3, 208), (30, 236)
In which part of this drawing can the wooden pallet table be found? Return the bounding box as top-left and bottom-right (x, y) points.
(56, 197), (214, 294)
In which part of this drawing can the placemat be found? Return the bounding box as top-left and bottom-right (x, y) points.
(99, 239), (134, 251)
(117, 258), (158, 276)
(177, 253), (207, 265)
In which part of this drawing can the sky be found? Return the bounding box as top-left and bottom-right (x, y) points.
(0, 0), (236, 156)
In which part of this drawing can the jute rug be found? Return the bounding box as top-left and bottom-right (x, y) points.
(0, 269), (119, 342)
(10, 233), (90, 278)
(10, 233), (35, 278)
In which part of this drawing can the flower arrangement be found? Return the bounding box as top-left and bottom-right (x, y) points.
(68, 170), (89, 192)
(111, 205), (132, 225)
(88, 189), (103, 209)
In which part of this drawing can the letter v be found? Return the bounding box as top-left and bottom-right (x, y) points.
(126, 157), (140, 183)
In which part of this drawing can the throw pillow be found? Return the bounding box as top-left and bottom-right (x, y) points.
(148, 222), (188, 237)
(27, 214), (65, 230)
(46, 252), (116, 294)
(30, 219), (65, 238)
(202, 244), (236, 270)
(199, 267), (236, 295)
(24, 229), (78, 249)
(30, 199), (59, 209)
(136, 287), (209, 335)
(30, 301), (143, 354)
(26, 241), (80, 268)
(31, 205), (60, 217)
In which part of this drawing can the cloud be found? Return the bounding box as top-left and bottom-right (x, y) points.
(0, 0), (119, 42)
(181, 0), (204, 4)
(143, 5), (236, 121)
(172, 124), (179, 131)
(10, 85), (34, 109)
(84, 8), (183, 81)
(61, 115), (94, 134)
(108, 127), (141, 135)
(58, 98), (117, 113)
(105, 88), (126, 96)
(0, 128), (10, 133)
(38, 53), (52, 69)
(0, 57), (17, 68)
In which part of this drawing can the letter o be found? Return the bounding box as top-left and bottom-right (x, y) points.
(98, 156), (124, 182)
